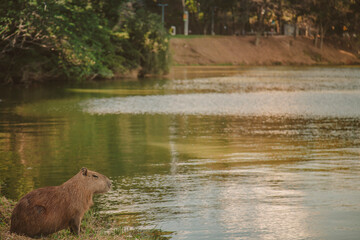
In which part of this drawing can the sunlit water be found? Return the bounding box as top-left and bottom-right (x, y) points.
(1, 66), (360, 239)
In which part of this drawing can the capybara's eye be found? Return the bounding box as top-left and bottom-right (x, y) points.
(92, 174), (98, 179)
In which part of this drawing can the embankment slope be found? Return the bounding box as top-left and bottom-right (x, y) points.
(170, 36), (359, 66)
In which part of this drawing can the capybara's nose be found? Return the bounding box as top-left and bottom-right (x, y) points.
(107, 180), (112, 189)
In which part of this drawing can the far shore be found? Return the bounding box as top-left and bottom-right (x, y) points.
(169, 35), (360, 66)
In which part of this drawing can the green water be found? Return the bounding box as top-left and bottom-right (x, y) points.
(1, 66), (360, 239)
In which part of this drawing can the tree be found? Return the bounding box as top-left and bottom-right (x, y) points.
(310, 0), (350, 49)
(124, 8), (170, 77)
(284, 0), (309, 38)
(252, 0), (273, 45)
(238, 0), (253, 35)
(0, 0), (170, 84)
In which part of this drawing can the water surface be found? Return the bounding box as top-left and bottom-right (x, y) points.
(1, 66), (360, 239)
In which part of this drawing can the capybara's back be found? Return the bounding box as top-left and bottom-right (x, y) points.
(10, 186), (70, 237)
(10, 168), (111, 237)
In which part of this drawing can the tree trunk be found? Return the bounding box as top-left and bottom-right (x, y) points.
(232, 7), (236, 35)
(255, 32), (261, 46)
(320, 24), (325, 50)
(276, 0), (283, 34)
(211, 8), (215, 35)
(314, 27), (319, 48)
(203, 22), (208, 35)
(255, 4), (265, 46)
(293, 15), (298, 39)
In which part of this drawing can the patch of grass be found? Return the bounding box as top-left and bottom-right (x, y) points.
(170, 34), (206, 39)
(67, 88), (163, 95)
(172, 63), (236, 67)
(214, 63), (234, 66)
(272, 61), (282, 66)
(0, 196), (171, 240)
(303, 50), (322, 62)
(170, 34), (224, 39)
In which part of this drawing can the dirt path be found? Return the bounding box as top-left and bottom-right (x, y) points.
(170, 36), (360, 66)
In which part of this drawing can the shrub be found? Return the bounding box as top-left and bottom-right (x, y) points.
(0, 0), (170, 84)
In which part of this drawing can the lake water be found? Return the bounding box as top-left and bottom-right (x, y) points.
(1, 66), (360, 239)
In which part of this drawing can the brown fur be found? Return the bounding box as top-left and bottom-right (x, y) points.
(10, 168), (111, 238)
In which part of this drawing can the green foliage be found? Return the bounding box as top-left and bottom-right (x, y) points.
(0, 0), (170, 84)
(303, 50), (322, 62)
(124, 9), (170, 77)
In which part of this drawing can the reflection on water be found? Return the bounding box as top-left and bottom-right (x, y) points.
(169, 67), (360, 93)
(97, 115), (360, 239)
(1, 66), (360, 239)
(82, 91), (360, 117)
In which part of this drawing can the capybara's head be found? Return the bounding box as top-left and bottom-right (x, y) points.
(79, 167), (111, 194)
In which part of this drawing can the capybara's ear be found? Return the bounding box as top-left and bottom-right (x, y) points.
(81, 167), (88, 176)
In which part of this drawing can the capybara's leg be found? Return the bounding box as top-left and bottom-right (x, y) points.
(69, 217), (81, 235)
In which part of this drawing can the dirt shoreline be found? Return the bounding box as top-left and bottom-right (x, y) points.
(170, 36), (360, 66)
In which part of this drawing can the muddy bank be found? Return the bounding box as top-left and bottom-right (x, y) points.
(170, 36), (360, 66)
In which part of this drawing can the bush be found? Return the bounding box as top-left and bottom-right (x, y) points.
(0, 0), (170, 84)
(123, 9), (170, 77)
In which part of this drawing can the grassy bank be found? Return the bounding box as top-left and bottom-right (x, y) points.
(170, 34), (211, 39)
(0, 196), (170, 240)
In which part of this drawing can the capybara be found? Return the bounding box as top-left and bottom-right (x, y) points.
(10, 168), (111, 238)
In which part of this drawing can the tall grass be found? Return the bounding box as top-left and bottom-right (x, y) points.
(0, 196), (171, 240)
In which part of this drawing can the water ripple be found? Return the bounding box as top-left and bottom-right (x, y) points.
(82, 91), (360, 117)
